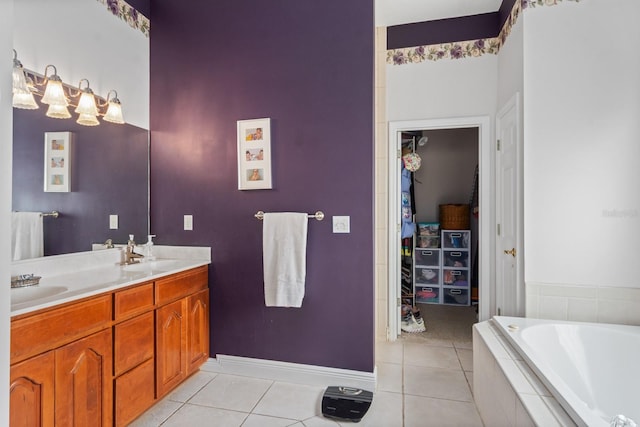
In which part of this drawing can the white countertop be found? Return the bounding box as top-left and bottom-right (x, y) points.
(11, 246), (211, 317)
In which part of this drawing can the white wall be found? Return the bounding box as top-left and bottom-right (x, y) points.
(523, 0), (640, 289)
(413, 128), (478, 223)
(387, 54), (498, 122)
(1, 1), (14, 422)
(13, 0), (149, 129)
(497, 14), (523, 110)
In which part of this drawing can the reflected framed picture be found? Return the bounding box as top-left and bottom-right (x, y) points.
(237, 118), (272, 190)
(44, 131), (73, 192)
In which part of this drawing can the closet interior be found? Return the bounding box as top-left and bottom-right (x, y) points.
(399, 127), (480, 337)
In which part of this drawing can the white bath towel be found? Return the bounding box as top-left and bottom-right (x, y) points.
(11, 212), (44, 261)
(263, 212), (308, 308)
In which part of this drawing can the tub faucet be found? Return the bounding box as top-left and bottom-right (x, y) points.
(123, 234), (144, 265)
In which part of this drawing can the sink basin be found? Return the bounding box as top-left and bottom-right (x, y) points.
(122, 259), (182, 273)
(11, 285), (68, 305)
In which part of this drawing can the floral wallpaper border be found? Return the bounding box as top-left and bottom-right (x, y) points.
(96, 0), (150, 38)
(387, 0), (580, 65)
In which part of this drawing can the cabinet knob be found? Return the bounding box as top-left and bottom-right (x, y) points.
(504, 248), (516, 257)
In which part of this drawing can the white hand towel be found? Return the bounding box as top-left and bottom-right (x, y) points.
(263, 212), (308, 308)
(11, 212), (44, 261)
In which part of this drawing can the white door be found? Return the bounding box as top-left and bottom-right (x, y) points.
(495, 94), (524, 316)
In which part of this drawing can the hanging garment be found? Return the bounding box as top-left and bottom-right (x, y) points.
(401, 165), (415, 239)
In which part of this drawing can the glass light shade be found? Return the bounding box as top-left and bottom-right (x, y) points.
(46, 104), (72, 119)
(13, 92), (39, 110)
(12, 63), (30, 94)
(75, 90), (99, 116)
(77, 113), (100, 126)
(41, 77), (68, 106)
(103, 99), (125, 124)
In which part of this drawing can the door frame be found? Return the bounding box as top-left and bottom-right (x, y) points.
(387, 116), (494, 340)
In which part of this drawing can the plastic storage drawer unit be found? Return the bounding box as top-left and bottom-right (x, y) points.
(443, 288), (470, 306)
(443, 269), (469, 287)
(414, 267), (439, 285)
(443, 251), (469, 268)
(442, 231), (470, 249)
(415, 286), (439, 304)
(415, 249), (440, 266)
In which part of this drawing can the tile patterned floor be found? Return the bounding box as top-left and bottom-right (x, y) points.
(132, 307), (482, 426)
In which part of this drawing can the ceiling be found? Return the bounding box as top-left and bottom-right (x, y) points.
(375, 0), (504, 27)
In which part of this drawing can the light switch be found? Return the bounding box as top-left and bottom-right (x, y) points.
(109, 214), (118, 230)
(332, 216), (350, 233)
(184, 215), (193, 231)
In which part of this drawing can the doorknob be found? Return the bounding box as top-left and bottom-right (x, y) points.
(504, 248), (516, 257)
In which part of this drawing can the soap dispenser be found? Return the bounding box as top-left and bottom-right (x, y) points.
(145, 234), (156, 261)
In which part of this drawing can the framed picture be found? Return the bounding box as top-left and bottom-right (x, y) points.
(237, 118), (272, 190)
(44, 131), (73, 192)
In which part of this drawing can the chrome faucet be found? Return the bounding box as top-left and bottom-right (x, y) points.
(123, 234), (144, 265)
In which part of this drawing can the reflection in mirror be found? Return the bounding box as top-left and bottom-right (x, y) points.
(12, 0), (150, 259)
(12, 108), (148, 257)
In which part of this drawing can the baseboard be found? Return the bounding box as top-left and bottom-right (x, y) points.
(202, 355), (377, 391)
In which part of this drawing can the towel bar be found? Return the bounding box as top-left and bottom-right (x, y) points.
(41, 211), (59, 218)
(254, 210), (324, 221)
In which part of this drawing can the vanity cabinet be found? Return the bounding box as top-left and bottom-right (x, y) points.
(187, 289), (210, 374)
(10, 329), (112, 427)
(10, 351), (54, 427)
(10, 264), (209, 427)
(113, 282), (156, 427)
(155, 266), (209, 398)
(54, 329), (112, 426)
(156, 298), (187, 397)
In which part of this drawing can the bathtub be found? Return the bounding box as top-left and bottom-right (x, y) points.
(492, 316), (640, 427)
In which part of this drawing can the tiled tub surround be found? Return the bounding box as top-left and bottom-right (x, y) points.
(473, 320), (576, 427)
(526, 282), (640, 326)
(10, 246), (210, 316)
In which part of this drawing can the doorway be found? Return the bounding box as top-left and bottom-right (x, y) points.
(387, 117), (493, 340)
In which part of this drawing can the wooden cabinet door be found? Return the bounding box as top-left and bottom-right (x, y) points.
(10, 351), (55, 427)
(156, 298), (187, 397)
(55, 329), (112, 427)
(187, 289), (210, 374)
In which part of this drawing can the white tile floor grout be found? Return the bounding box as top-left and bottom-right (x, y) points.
(132, 307), (483, 426)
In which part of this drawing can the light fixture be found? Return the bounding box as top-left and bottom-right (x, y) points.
(11, 50), (126, 126)
(45, 104), (72, 119)
(12, 49), (38, 110)
(74, 79), (98, 116)
(40, 65), (69, 107)
(101, 90), (125, 124)
(73, 79), (99, 126)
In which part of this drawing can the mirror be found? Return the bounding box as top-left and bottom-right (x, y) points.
(12, 110), (148, 257)
(12, 0), (150, 258)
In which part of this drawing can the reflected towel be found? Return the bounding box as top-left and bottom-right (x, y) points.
(263, 212), (308, 308)
(11, 212), (44, 261)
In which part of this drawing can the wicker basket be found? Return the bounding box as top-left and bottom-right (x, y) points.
(439, 204), (470, 230)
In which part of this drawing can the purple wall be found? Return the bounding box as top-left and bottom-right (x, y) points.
(125, 0), (150, 19)
(12, 108), (148, 256)
(387, 0), (518, 50)
(149, 1), (375, 372)
(387, 12), (500, 49)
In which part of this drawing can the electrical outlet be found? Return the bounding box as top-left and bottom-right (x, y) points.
(332, 216), (350, 233)
(109, 214), (118, 230)
(184, 215), (193, 231)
